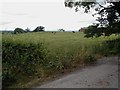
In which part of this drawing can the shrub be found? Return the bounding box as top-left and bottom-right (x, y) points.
(2, 41), (47, 88)
(105, 38), (120, 55)
(33, 26), (45, 32)
(14, 28), (26, 34)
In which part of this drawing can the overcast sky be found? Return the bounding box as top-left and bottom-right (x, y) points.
(0, 0), (97, 31)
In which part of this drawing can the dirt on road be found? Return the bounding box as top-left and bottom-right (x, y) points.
(35, 56), (119, 88)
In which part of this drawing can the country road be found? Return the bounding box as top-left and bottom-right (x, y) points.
(36, 56), (119, 88)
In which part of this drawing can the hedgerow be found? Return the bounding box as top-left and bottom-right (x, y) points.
(2, 41), (47, 87)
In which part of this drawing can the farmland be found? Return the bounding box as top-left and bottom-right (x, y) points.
(2, 32), (119, 88)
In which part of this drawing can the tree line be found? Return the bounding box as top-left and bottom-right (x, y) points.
(14, 26), (45, 34)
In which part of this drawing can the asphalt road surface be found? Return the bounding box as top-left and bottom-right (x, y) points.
(36, 56), (119, 88)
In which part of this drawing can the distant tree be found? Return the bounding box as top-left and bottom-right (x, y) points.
(84, 24), (101, 38)
(72, 31), (75, 33)
(25, 27), (30, 32)
(14, 28), (26, 34)
(33, 26), (45, 32)
(58, 29), (65, 32)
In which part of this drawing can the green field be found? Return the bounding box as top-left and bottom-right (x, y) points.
(2, 32), (118, 59)
(2, 32), (119, 88)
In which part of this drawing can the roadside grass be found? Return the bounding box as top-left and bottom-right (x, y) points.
(2, 32), (119, 88)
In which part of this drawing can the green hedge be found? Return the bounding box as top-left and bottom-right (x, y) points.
(2, 41), (47, 87)
(100, 38), (120, 56)
(105, 38), (120, 55)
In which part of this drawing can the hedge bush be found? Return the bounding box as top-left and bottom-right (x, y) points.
(2, 41), (47, 87)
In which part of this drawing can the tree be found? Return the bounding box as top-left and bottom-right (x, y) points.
(25, 27), (30, 32)
(64, 0), (120, 37)
(58, 29), (65, 32)
(84, 24), (104, 38)
(33, 26), (45, 32)
(14, 28), (26, 34)
(72, 31), (75, 33)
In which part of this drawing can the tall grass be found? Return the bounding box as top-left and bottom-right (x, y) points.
(2, 32), (119, 88)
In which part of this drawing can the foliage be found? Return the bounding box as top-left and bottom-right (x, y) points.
(84, 24), (101, 38)
(58, 29), (65, 32)
(100, 38), (120, 55)
(84, 22), (120, 37)
(64, 0), (120, 37)
(14, 28), (26, 34)
(2, 40), (47, 88)
(72, 31), (75, 33)
(33, 26), (45, 32)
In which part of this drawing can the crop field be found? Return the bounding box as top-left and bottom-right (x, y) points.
(2, 32), (119, 88)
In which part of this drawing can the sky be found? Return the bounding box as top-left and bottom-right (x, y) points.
(0, 0), (97, 31)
